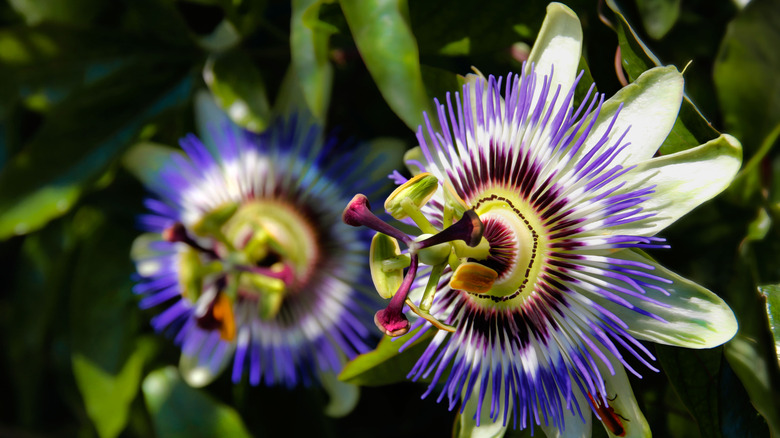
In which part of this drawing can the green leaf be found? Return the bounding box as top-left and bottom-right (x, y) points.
(338, 326), (434, 386)
(0, 59), (194, 240)
(143, 367), (252, 438)
(340, 0), (433, 131)
(291, 0), (336, 122)
(608, 0), (720, 154)
(72, 340), (156, 438)
(204, 48), (272, 132)
(714, 0), (780, 154)
(758, 284), (780, 366)
(635, 0), (681, 39)
(68, 206), (151, 438)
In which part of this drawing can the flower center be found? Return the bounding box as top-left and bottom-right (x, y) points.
(169, 199), (320, 336)
(221, 200), (319, 288)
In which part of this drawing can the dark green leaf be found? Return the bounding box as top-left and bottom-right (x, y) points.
(718, 355), (770, 438)
(635, 0), (680, 39)
(143, 367), (252, 438)
(409, 0), (548, 56)
(0, 25), (141, 111)
(204, 49), (272, 132)
(340, 0), (433, 131)
(4, 218), (75, 425)
(714, 0), (780, 154)
(608, 0), (720, 154)
(0, 59), (194, 240)
(657, 346), (724, 438)
(338, 327), (434, 386)
(420, 65), (459, 105)
(68, 206), (153, 438)
(657, 345), (769, 438)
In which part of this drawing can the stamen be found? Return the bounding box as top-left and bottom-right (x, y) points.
(413, 209), (484, 250)
(342, 194), (410, 244)
(163, 222), (217, 257)
(374, 254), (418, 337)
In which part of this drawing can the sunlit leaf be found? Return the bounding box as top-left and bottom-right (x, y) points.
(758, 284), (780, 366)
(340, 0), (433, 131)
(72, 340), (155, 438)
(338, 327), (434, 386)
(143, 367), (252, 438)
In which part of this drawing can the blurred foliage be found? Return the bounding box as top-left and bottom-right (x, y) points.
(0, 0), (778, 437)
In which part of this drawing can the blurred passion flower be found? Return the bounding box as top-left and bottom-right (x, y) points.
(343, 3), (741, 437)
(131, 116), (385, 397)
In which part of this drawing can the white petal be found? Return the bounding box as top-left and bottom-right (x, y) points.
(526, 2), (583, 115)
(605, 133), (742, 237)
(580, 66), (683, 167)
(179, 340), (234, 388)
(584, 249), (738, 349)
(457, 391), (509, 438)
(131, 233), (170, 277)
(540, 389), (592, 438)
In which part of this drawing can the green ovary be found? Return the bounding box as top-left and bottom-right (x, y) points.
(180, 200), (320, 320)
(223, 200), (319, 281)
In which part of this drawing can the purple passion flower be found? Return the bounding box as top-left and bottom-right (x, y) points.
(132, 117), (384, 390)
(343, 3), (741, 437)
